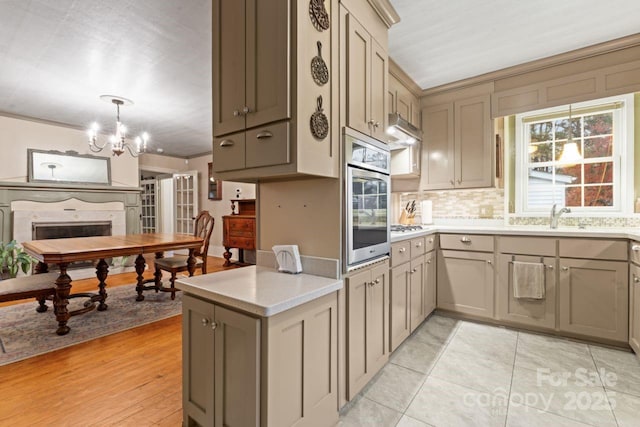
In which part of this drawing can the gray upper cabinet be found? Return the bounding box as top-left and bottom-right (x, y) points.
(213, 0), (289, 138)
(346, 14), (388, 142)
(421, 94), (493, 190)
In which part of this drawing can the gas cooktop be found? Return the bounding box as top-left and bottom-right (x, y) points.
(390, 224), (423, 232)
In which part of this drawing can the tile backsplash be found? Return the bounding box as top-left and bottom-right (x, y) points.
(397, 188), (640, 227)
(398, 188), (505, 221)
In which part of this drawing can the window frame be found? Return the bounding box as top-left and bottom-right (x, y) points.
(515, 94), (634, 216)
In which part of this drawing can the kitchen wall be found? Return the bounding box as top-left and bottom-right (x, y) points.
(0, 114), (138, 187)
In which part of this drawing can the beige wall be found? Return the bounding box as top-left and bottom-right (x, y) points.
(138, 152), (190, 174)
(0, 115), (138, 187)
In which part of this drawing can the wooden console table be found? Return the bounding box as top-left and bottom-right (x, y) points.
(222, 199), (256, 266)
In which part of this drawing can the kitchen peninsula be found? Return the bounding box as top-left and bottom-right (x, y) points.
(176, 266), (342, 427)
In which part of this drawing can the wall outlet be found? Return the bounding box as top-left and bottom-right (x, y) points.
(479, 205), (494, 218)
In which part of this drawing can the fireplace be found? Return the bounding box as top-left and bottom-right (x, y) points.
(33, 221), (112, 240)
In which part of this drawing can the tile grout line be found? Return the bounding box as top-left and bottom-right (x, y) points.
(395, 319), (463, 426)
(587, 344), (621, 427)
(503, 331), (519, 427)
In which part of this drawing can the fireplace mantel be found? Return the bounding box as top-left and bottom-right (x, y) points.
(0, 181), (142, 243)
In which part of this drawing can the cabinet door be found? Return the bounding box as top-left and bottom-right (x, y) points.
(454, 95), (492, 188)
(396, 94), (410, 122)
(370, 38), (388, 141)
(245, 0), (290, 129)
(409, 256), (425, 332)
(410, 95), (421, 130)
(368, 263), (389, 371)
(213, 132), (246, 172)
(213, 0), (247, 136)
(559, 258), (628, 342)
(346, 268), (370, 400)
(390, 262), (410, 351)
(182, 295), (216, 427)
(630, 264), (640, 356)
(213, 306), (260, 427)
(424, 251), (436, 317)
(437, 250), (495, 318)
(421, 103), (455, 190)
(346, 14), (371, 136)
(496, 254), (556, 330)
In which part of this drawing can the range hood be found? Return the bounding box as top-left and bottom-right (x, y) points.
(386, 112), (422, 149)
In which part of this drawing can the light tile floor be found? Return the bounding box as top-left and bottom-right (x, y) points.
(339, 315), (640, 427)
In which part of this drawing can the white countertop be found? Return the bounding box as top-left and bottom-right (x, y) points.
(175, 266), (343, 317)
(391, 224), (640, 243)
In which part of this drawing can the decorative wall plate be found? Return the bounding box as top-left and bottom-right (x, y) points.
(310, 95), (329, 140)
(309, 0), (330, 31)
(310, 41), (329, 86)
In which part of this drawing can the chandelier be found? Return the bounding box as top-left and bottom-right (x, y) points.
(87, 95), (149, 157)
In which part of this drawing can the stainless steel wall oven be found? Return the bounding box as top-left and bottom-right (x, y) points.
(344, 128), (390, 269)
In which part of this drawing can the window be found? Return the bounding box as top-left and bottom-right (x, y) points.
(515, 94), (634, 215)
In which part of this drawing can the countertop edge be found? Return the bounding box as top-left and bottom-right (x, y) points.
(176, 275), (343, 318)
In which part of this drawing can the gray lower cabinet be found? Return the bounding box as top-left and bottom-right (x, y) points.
(423, 250), (436, 316)
(630, 263), (640, 356)
(496, 254), (556, 330)
(389, 262), (410, 351)
(409, 256), (425, 332)
(558, 258), (629, 343)
(346, 261), (389, 400)
(437, 249), (494, 318)
(182, 294), (260, 427)
(183, 292), (338, 427)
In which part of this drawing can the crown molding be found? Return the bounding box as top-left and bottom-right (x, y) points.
(421, 32), (640, 97)
(389, 58), (422, 97)
(366, 0), (401, 28)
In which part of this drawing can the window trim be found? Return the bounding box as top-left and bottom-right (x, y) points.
(514, 93), (635, 216)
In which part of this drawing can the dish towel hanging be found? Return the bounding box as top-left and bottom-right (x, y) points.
(512, 261), (545, 299)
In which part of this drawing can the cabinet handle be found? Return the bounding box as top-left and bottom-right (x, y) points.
(201, 318), (209, 327)
(211, 321), (218, 331)
(219, 139), (235, 147)
(399, 247), (406, 253)
(634, 275), (640, 283)
(416, 242), (422, 247)
(460, 236), (471, 243)
(427, 259), (431, 264)
(373, 279), (380, 285)
(242, 106), (252, 114)
(233, 110), (240, 117)
(367, 119), (375, 126)
(456, 179), (462, 184)
(411, 268), (418, 273)
(486, 260), (492, 265)
(561, 266), (569, 271)
(256, 131), (273, 140)
(373, 121), (380, 129)
(428, 238), (434, 243)
(632, 245), (640, 251)
(449, 180), (455, 186)
(547, 265), (554, 270)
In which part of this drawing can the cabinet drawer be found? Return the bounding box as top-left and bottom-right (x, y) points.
(391, 241), (411, 267)
(224, 236), (255, 250)
(245, 121), (290, 168)
(631, 241), (640, 265)
(499, 236), (556, 256)
(410, 237), (426, 258)
(440, 234), (494, 252)
(423, 235), (436, 253)
(559, 239), (627, 261)
(227, 218), (255, 233)
(213, 132), (246, 172)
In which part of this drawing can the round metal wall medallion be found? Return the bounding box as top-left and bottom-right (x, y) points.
(309, 0), (330, 31)
(310, 95), (328, 140)
(310, 41), (329, 86)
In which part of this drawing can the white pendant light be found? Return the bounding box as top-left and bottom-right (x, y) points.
(558, 105), (582, 165)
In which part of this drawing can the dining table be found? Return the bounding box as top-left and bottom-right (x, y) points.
(21, 233), (204, 335)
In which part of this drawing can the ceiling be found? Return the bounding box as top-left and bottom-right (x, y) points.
(389, 0), (640, 90)
(0, 1), (639, 157)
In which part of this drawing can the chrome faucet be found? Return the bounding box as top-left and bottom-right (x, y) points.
(550, 204), (571, 229)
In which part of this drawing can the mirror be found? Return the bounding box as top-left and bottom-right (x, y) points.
(27, 149), (111, 185)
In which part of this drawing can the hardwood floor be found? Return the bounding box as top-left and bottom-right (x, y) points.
(0, 256), (240, 426)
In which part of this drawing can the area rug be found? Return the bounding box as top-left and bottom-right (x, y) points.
(0, 283), (182, 366)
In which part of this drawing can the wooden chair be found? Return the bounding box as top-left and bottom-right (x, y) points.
(151, 211), (215, 300)
(0, 272), (59, 312)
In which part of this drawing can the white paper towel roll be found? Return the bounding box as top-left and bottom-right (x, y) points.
(421, 200), (433, 224)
